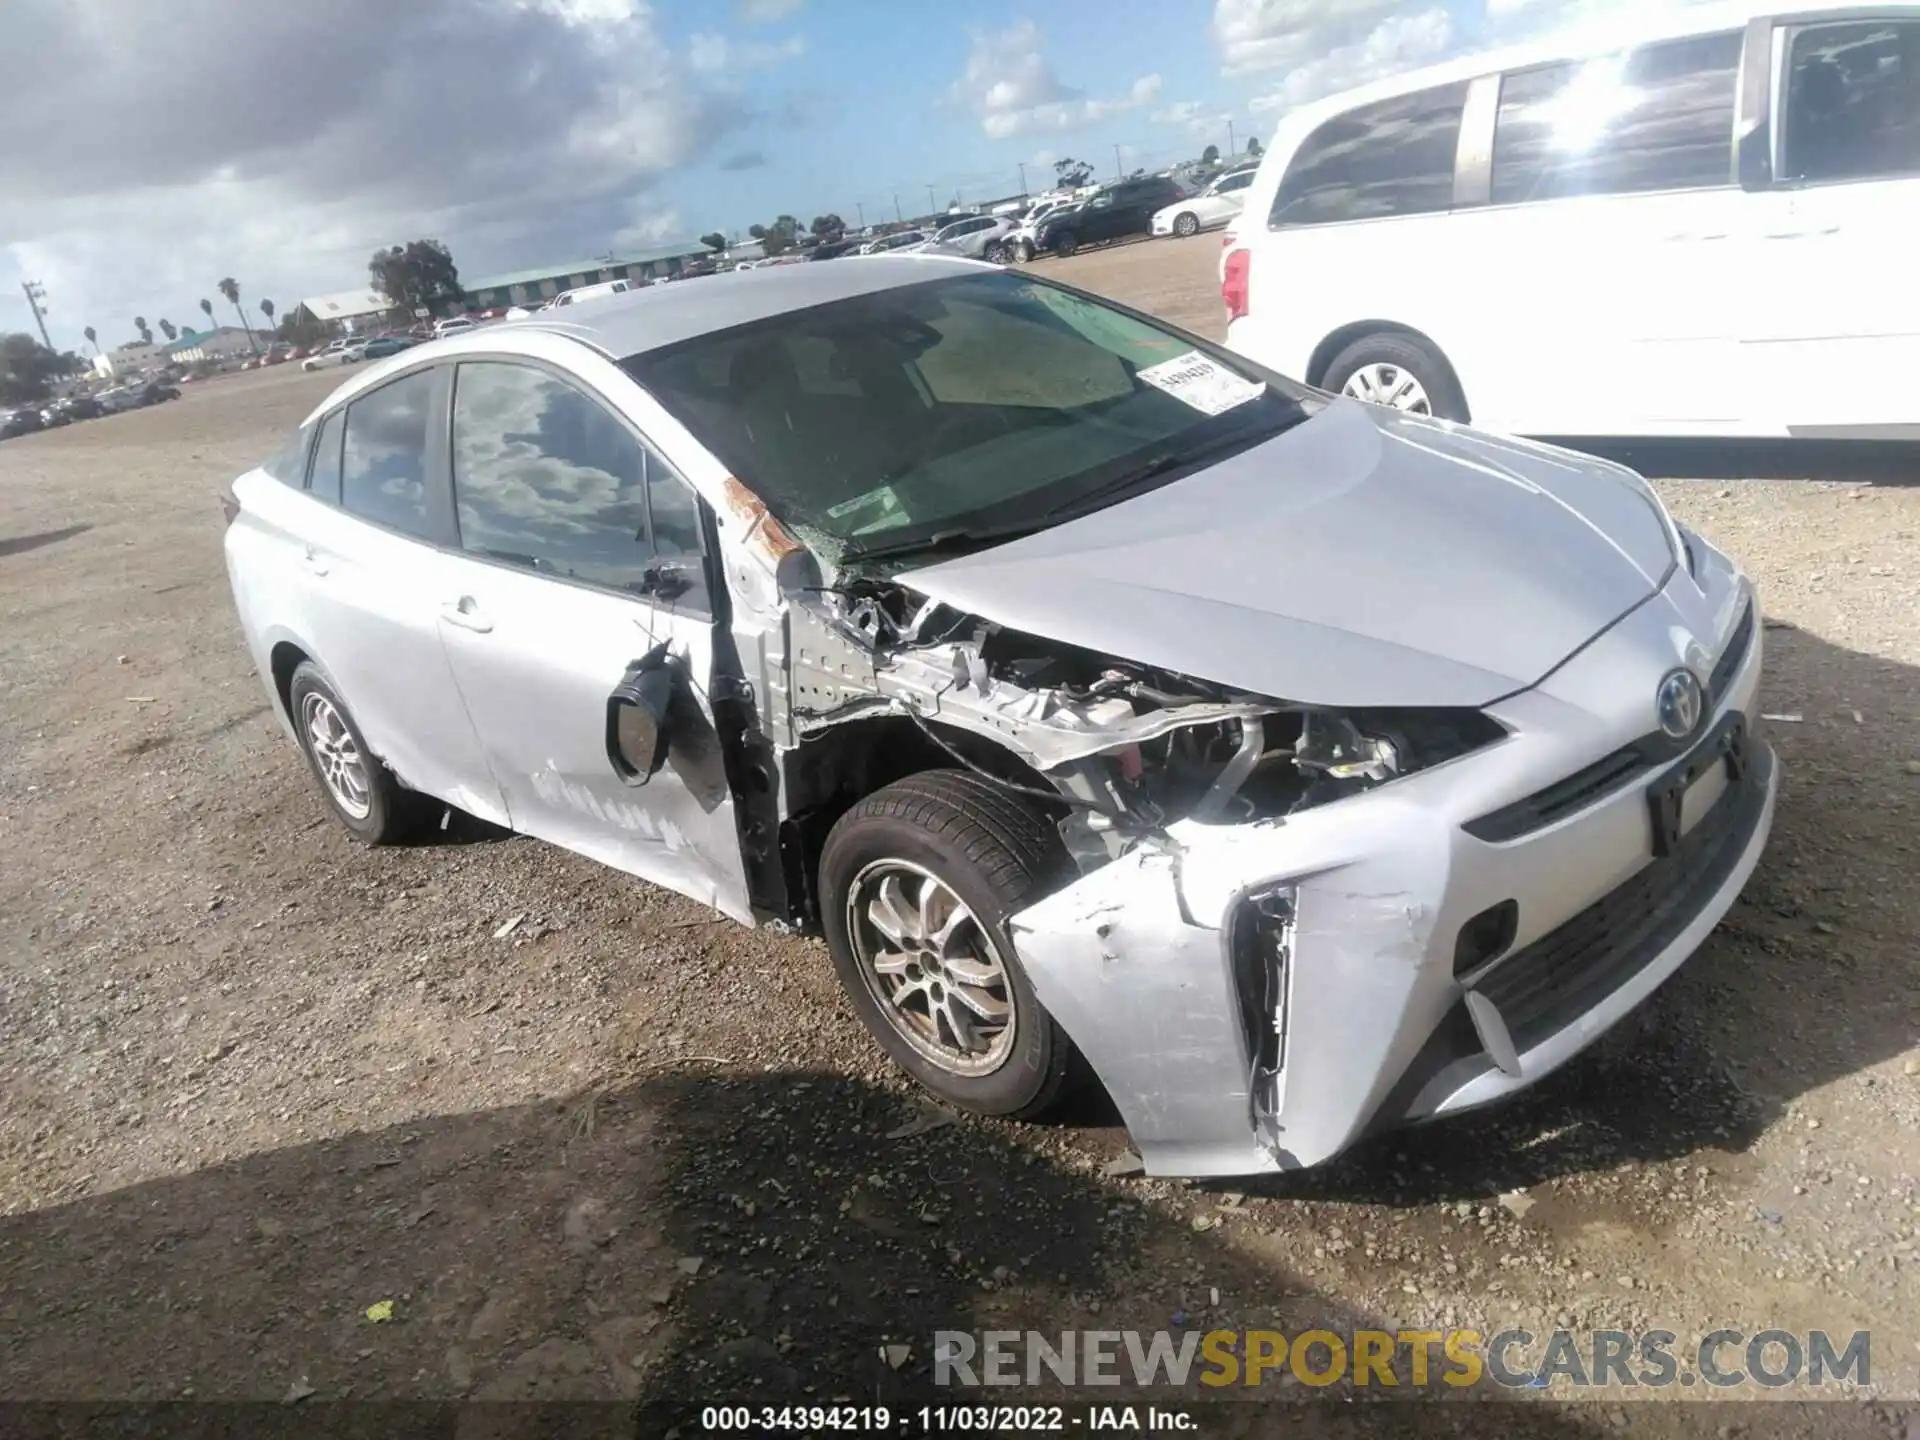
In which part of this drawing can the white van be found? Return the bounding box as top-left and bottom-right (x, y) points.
(549, 278), (634, 308)
(1222, 0), (1920, 440)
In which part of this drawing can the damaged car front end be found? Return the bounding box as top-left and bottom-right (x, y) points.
(623, 264), (1776, 1176)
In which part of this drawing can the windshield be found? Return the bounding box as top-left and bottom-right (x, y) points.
(622, 271), (1313, 566)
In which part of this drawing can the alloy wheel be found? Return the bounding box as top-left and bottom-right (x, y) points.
(845, 860), (1016, 1077)
(1342, 362), (1433, 415)
(300, 691), (373, 819)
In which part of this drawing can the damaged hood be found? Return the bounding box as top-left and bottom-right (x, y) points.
(898, 398), (1677, 709)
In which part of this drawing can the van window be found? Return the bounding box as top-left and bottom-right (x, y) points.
(1490, 30), (1741, 205)
(1270, 82), (1469, 228)
(1780, 20), (1920, 184)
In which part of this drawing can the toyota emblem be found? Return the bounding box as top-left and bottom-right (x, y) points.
(1656, 668), (1704, 740)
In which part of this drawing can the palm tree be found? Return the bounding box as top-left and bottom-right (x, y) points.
(158, 319), (177, 343)
(199, 297), (214, 335)
(259, 298), (276, 329)
(133, 316), (153, 345)
(218, 277), (258, 352)
(83, 326), (98, 355)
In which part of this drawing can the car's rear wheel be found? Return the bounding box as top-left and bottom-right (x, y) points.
(1323, 332), (1468, 423)
(981, 240), (1007, 264)
(1173, 211), (1200, 237)
(1049, 230), (1079, 257)
(819, 770), (1079, 1118)
(288, 661), (434, 845)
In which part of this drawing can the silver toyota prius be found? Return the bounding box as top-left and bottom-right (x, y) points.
(222, 255), (1775, 1176)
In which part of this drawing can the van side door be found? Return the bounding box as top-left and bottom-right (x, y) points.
(1742, 13), (1920, 437)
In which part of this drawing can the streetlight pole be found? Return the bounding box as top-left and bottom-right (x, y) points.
(927, 184), (937, 217)
(1113, 144), (1124, 180)
(1018, 162), (1027, 196)
(893, 193), (903, 224)
(1228, 120), (1236, 158)
(21, 281), (53, 351)
(856, 201), (865, 230)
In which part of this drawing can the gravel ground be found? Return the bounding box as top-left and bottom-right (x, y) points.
(1, 236), (1916, 1435)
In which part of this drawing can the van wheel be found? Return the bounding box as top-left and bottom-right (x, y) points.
(819, 771), (1078, 1118)
(1324, 332), (1468, 423)
(288, 662), (435, 845)
(1173, 211), (1200, 237)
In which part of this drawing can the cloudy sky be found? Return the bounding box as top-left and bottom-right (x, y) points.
(0, 0), (1679, 352)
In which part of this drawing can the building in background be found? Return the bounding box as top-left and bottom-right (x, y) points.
(457, 241), (713, 311)
(92, 339), (162, 378)
(164, 326), (257, 366)
(292, 288), (396, 334)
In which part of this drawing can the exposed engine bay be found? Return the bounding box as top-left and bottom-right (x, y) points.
(787, 578), (1507, 869)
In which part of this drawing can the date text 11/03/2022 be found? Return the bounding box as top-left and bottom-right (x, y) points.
(698, 1405), (1198, 1432)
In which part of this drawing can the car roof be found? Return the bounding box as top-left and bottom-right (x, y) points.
(499, 253), (991, 360)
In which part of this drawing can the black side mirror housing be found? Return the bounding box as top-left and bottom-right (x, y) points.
(606, 642), (678, 785)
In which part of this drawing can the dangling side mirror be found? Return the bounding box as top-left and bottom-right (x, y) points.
(606, 642), (678, 785)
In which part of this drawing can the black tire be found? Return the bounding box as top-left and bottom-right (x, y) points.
(1172, 211), (1199, 238)
(1049, 230), (1079, 258)
(819, 770), (1078, 1118)
(287, 661), (435, 845)
(1322, 331), (1469, 423)
(980, 241), (1006, 264)
(1013, 238), (1035, 264)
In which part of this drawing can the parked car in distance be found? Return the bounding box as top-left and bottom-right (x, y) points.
(919, 214), (1022, 263)
(432, 316), (479, 338)
(60, 395), (106, 422)
(1021, 176), (1188, 259)
(1221, 0), (1920, 441)
(809, 237), (865, 261)
(222, 257), (1773, 1178)
(1153, 166), (1258, 237)
(859, 229), (928, 254)
(359, 336), (419, 360)
(302, 340), (366, 371)
(140, 381), (181, 404)
(1, 406), (46, 438)
(549, 279), (637, 309)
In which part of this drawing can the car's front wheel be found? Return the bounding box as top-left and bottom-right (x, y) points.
(288, 661), (435, 845)
(1013, 238), (1035, 263)
(981, 240), (1007, 264)
(1323, 331), (1469, 424)
(819, 771), (1079, 1118)
(1172, 211), (1200, 237)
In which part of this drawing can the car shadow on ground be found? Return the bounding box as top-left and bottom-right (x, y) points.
(1216, 621), (1918, 1210)
(0, 1070), (1636, 1439)
(0, 524), (93, 560)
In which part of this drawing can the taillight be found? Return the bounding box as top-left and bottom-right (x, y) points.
(1221, 248), (1251, 323)
(219, 485), (240, 527)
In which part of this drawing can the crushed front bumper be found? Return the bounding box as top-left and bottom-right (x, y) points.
(1007, 552), (1775, 1177)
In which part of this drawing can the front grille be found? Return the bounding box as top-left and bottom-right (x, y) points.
(1472, 737), (1771, 1051)
(1464, 598), (1758, 845)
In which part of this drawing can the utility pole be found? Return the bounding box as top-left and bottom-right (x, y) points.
(1113, 144), (1124, 180)
(21, 281), (53, 351)
(893, 193), (902, 224)
(1227, 120), (1236, 158)
(1017, 162), (1027, 196)
(926, 184), (937, 217)
(856, 201), (865, 230)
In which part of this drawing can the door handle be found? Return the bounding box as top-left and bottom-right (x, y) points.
(441, 597), (492, 634)
(301, 547), (329, 577)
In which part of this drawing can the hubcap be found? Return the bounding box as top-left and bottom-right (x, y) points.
(300, 692), (372, 820)
(1342, 362), (1432, 415)
(845, 861), (1016, 1077)
(1176, 213), (1197, 236)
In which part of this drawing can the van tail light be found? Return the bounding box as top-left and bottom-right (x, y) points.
(219, 484), (241, 527)
(1222, 247), (1251, 323)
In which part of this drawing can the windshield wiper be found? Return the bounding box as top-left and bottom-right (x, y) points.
(845, 518), (1050, 567)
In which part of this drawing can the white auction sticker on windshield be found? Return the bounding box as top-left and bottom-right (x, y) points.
(1136, 350), (1265, 415)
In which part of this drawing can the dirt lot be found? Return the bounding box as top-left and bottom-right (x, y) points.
(2, 236), (1917, 1434)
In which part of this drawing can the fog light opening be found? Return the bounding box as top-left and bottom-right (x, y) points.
(1453, 898), (1518, 978)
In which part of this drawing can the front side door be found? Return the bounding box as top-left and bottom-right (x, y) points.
(429, 358), (754, 921)
(1743, 14), (1920, 436)
(293, 368), (509, 824)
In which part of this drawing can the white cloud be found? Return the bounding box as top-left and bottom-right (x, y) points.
(1153, 99), (1236, 139)
(948, 20), (1162, 140)
(1247, 8), (1456, 113)
(1212, 0), (1407, 77)
(688, 31), (806, 73)
(736, 0), (804, 22)
(0, 0), (738, 350)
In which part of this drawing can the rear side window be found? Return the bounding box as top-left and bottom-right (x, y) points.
(1490, 31), (1741, 205)
(308, 411), (345, 504)
(261, 426), (310, 486)
(340, 371), (436, 539)
(1780, 20), (1920, 184)
(1271, 82), (1468, 227)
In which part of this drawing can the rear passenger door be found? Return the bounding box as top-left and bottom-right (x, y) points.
(1743, 14), (1920, 436)
(430, 359), (754, 921)
(292, 369), (510, 824)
